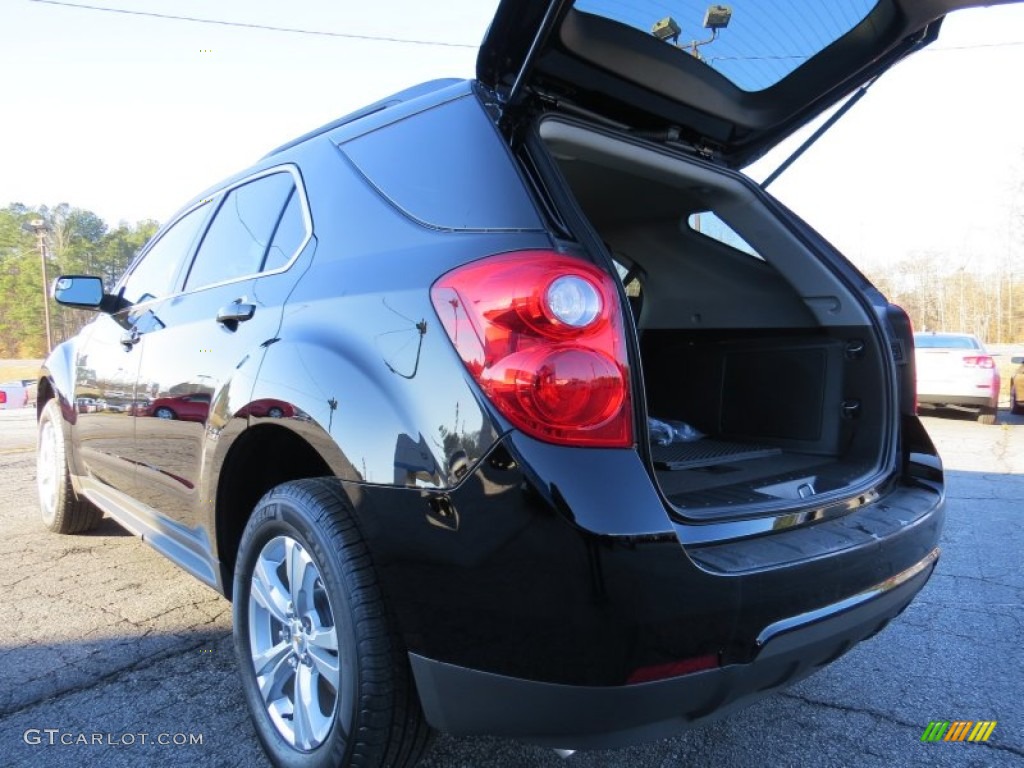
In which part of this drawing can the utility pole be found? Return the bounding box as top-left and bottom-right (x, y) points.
(28, 219), (53, 354)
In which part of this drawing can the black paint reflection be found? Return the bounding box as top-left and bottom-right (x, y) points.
(394, 433), (442, 486)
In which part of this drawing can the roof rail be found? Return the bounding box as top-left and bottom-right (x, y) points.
(262, 78), (464, 158)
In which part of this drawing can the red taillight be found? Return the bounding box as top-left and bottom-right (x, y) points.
(430, 250), (633, 447)
(963, 355), (995, 369)
(0, 391), (6, 405)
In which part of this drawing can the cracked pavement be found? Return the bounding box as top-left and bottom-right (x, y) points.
(0, 406), (1021, 767)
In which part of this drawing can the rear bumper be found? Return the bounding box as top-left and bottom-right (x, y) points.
(410, 548), (938, 749)
(917, 394), (996, 410)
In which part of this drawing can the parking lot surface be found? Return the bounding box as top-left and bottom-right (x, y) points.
(0, 406), (1021, 767)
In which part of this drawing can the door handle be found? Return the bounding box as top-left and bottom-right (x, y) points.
(217, 299), (256, 329)
(120, 328), (140, 349)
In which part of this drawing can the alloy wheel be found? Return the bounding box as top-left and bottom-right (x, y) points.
(248, 535), (340, 751)
(37, 418), (57, 525)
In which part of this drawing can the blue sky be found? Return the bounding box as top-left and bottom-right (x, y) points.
(1, 0), (1023, 276)
(750, 4), (1024, 274)
(0, 0), (492, 223)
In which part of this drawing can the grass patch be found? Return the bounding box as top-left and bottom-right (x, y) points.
(0, 360), (44, 382)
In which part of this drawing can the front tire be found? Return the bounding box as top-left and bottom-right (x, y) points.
(233, 478), (430, 768)
(37, 399), (102, 534)
(154, 407), (175, 419)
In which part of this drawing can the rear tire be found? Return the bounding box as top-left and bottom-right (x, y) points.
(37, 399), (102, 534)
(233, 478), (431, 768)
(977, 407), (997, 425)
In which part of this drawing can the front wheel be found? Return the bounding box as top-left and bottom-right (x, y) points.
(37, 399), (102, 534)
(154, 407), (175, 419)
(233, 479), (430, 768)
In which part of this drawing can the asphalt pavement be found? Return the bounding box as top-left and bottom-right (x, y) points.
(0, 406), (1021, 767)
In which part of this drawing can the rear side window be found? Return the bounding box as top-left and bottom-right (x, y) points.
(340, 94), (542, 232)
(120, 203), (210, 305)
(687, 212), (762, 260)
(184, 172), (297, 291)
(614, 260), (643, 297)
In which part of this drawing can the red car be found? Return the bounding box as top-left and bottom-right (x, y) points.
(145, 393), (210, 422)
(236, 398), (293, 418)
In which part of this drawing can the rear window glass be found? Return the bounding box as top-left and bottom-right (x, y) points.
(573, 0), (879, 92)
(914, 334), (982, 350)
(340, 95), (542, 232)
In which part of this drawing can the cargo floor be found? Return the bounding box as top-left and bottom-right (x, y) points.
(655, 443), (873, 511)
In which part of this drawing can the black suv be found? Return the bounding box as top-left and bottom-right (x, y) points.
(38, 2), (980, 765)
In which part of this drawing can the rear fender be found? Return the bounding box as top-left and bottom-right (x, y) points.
(248, 325), (500, 489)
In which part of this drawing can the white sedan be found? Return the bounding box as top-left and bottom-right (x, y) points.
(914, 332), (1000, 424)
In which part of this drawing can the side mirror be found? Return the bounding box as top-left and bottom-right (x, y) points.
(1011, 356), (1024, 365)
(52, 275), (104, 310)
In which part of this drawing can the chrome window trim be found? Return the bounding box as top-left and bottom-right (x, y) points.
(117, 163), (313, 308)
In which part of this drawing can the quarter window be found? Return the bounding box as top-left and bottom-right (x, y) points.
(184, 172), (297, 291)
(687, 212), (763, 260)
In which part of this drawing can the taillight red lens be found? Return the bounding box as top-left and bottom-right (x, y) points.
(0, 391), (6, 405)
(963, 355), (995, 369)
(431, 250), (633, 447)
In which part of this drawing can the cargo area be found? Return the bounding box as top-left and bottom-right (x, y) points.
(537, 118), (893, 519)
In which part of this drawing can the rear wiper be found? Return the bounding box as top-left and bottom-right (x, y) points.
(760, 75), (878, 190)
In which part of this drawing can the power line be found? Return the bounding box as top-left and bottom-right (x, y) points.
(27, 0), (479, 48)
(710, 54), (808, 62)
(709, 39), (1024, 65)
(26, 1), (1024, 57)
